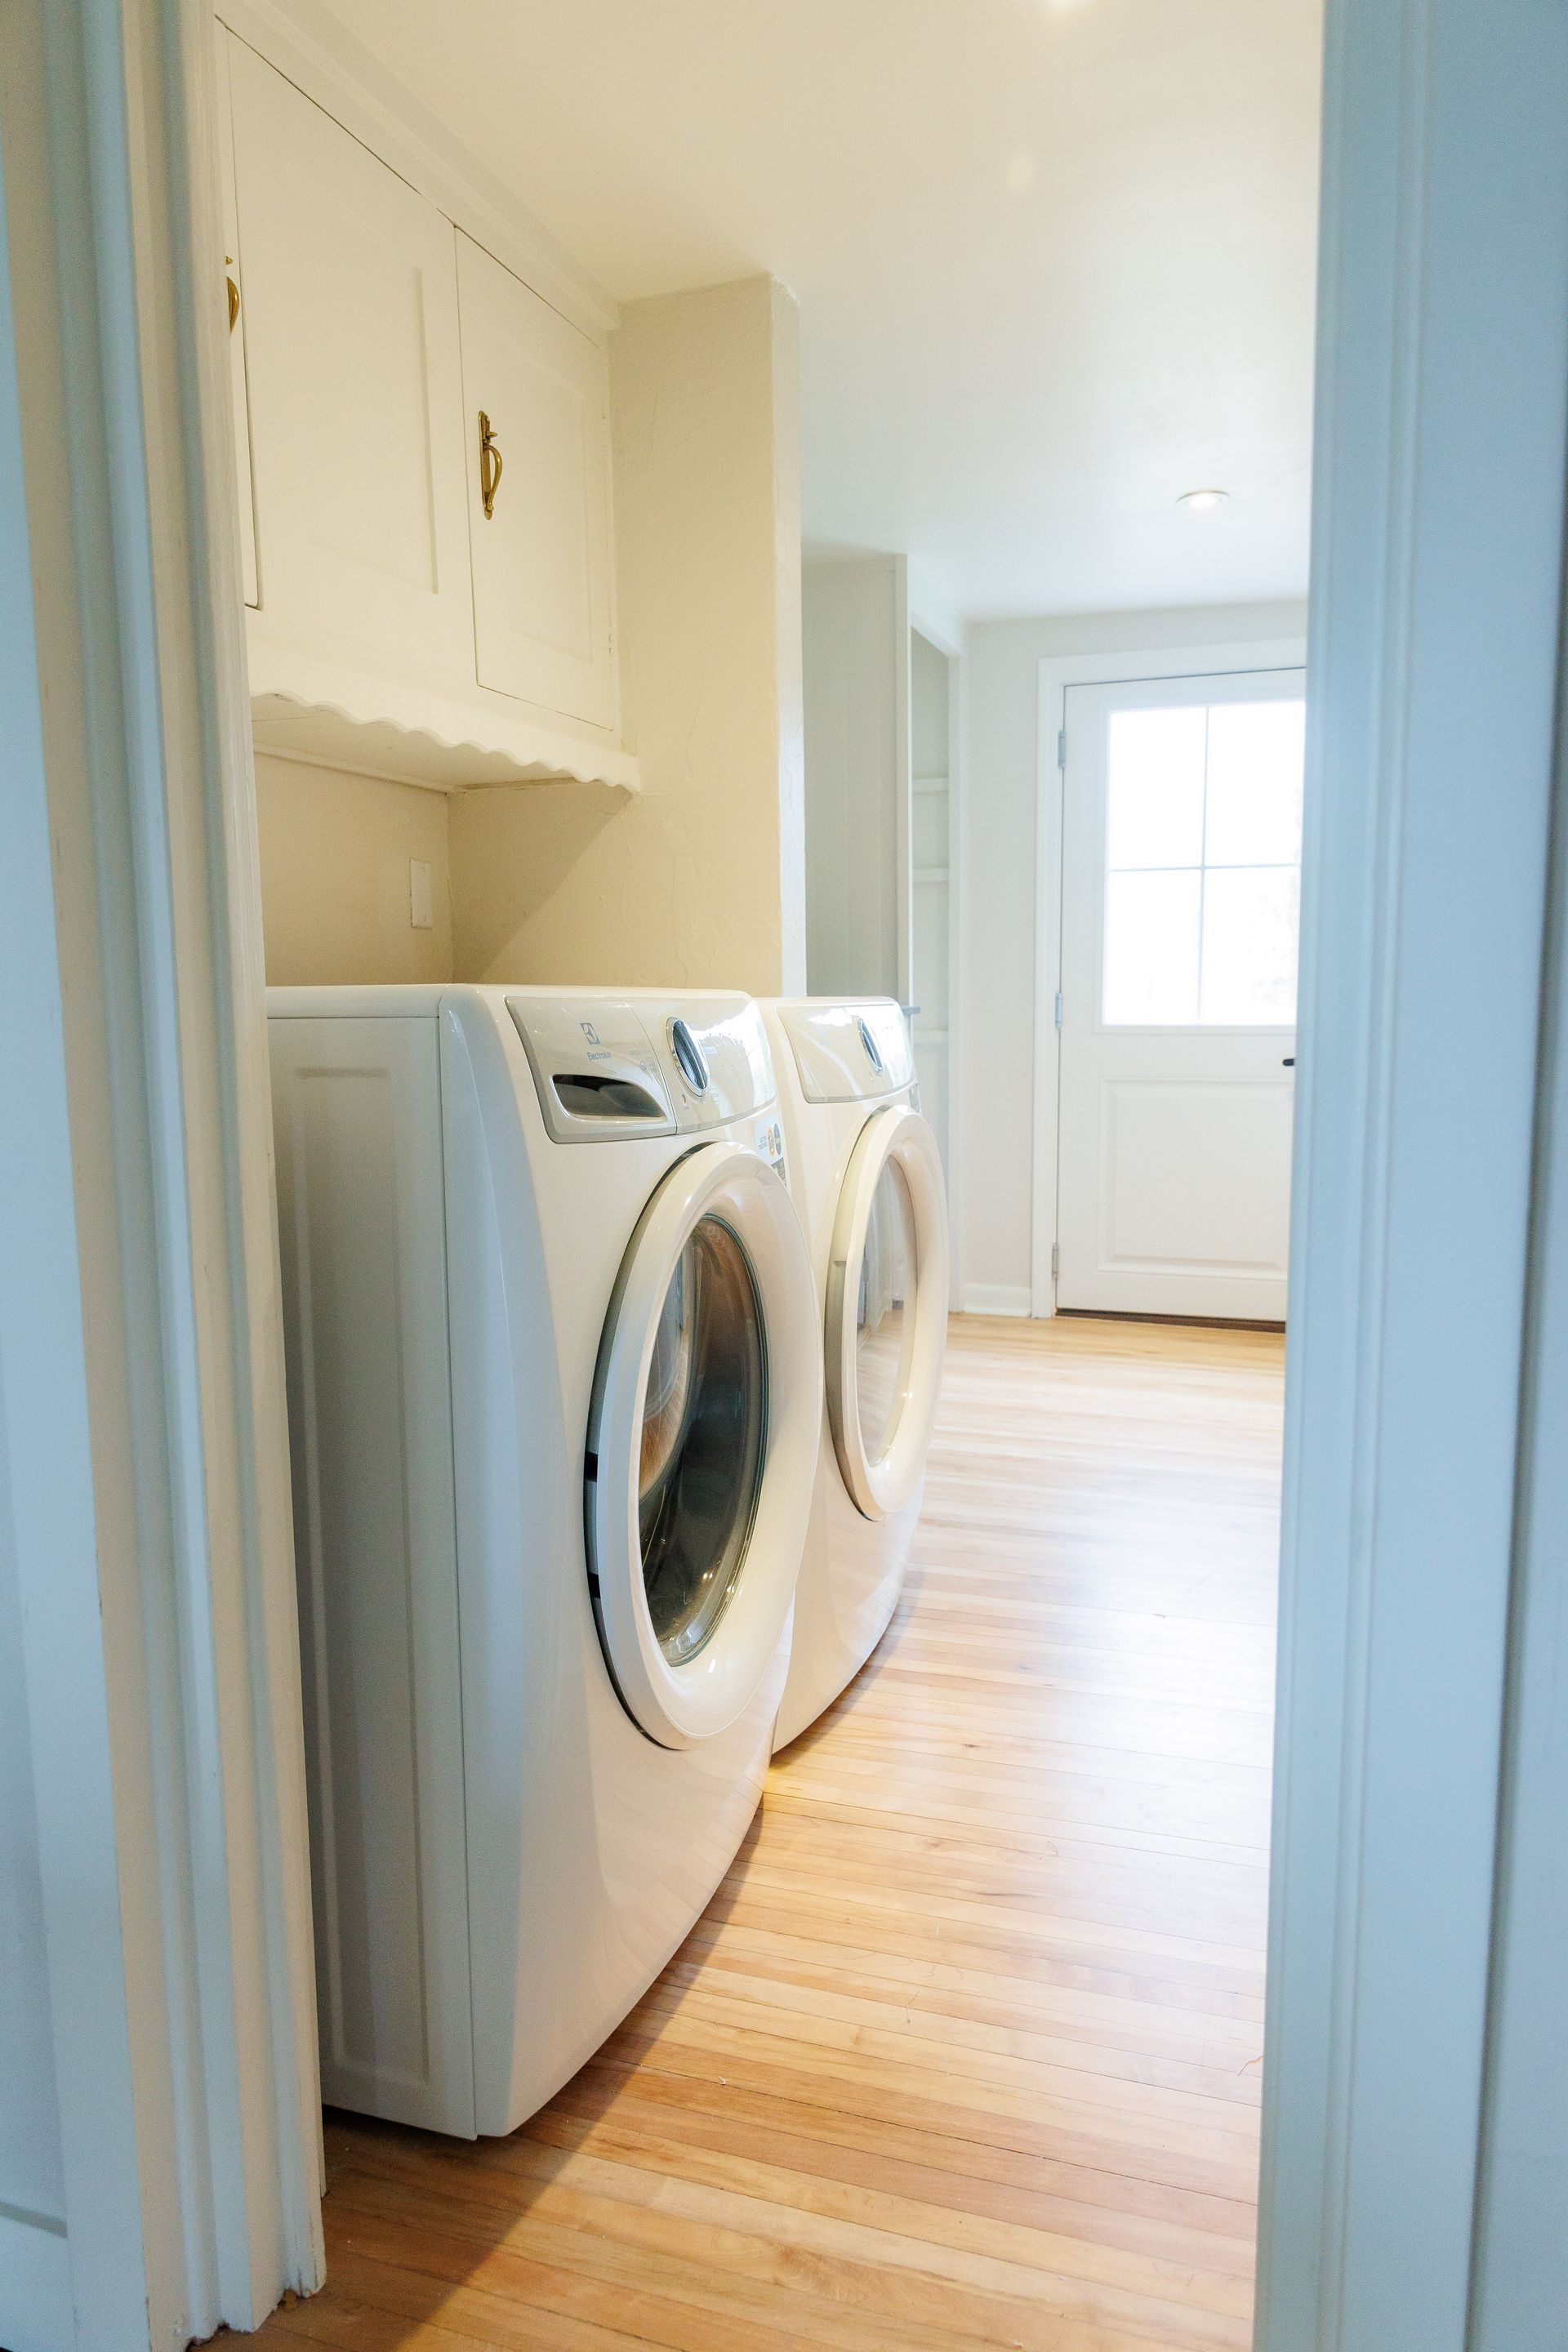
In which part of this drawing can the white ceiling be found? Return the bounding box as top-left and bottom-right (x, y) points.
(311, 0), (1322, 620)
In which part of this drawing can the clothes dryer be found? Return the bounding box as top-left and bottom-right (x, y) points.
(759, 999), (949, 1751)
(268, 986), (818, 2136)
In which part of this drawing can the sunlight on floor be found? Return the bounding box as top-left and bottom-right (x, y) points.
(260, 1312), (1285, 2352)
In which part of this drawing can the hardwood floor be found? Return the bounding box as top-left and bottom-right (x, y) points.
(261, 1312), (1284, 2352)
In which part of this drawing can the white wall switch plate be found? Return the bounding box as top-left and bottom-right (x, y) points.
(409, 858), (434, 929)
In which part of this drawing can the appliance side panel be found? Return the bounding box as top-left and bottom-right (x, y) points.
(269, 1014), (474, 2135)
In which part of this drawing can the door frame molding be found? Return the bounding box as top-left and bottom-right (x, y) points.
(1031, 637), (1306, 1317)
(1257, 2), (1568, 2345)
(0, 0), (323, 2341)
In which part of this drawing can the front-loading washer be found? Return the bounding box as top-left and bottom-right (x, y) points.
(758, 999), (949, 1751)
(267, 985), (818, 2137)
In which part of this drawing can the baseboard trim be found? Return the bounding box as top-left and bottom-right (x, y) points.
(0, 2207), (73, 2352)
(960, 1283), (1032, 1319)
(1056, 1307), (1287, 1333)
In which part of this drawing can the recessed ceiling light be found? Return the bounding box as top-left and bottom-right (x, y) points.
(1177, 488), (1230, 512)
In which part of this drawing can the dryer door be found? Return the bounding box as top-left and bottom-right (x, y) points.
(826, 1107), (950, 1520)
(586, 1140), (821, 1748)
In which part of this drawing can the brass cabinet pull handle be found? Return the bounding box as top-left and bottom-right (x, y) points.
(479, 409), (502, 519)
(226, 268), (240, 334)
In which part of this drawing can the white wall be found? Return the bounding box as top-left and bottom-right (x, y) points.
(958, 597), (1308, 1312)
(255, 756), (453, 986)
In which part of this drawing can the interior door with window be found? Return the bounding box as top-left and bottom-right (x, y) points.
(1056, 669), (1305, 1320)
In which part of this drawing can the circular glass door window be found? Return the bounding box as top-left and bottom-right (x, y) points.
(855, 1158), (919, 1463)
(639, 1214), (768, 1664)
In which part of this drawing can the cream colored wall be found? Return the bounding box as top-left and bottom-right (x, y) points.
(452, 275), (806, 994)
(254, 755), (452, 986)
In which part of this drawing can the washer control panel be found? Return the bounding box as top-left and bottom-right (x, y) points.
(777, 999), (914, 1103)
(650, 1000), (774, 1131)
(508, 999), (675, 1143)
(507, 993), (779, 1142)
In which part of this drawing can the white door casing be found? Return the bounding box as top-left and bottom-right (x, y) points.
(0, 0), (326, 2341)
(457, 231), (617, 728)
(228, 35), (474, 684)
(1056, 667), (1306, 1320)
(1258, 2), (1568, 2345)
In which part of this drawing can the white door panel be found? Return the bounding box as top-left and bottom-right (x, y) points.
(1100, 1078), (1294, 1273)
(1057, 669), (1304, 1319)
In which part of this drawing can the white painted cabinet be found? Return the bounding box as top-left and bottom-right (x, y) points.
(214, 32), (257, 608)
(457, 234), (617, 730)
(228, 39), (474, 686)
(217, 27), (634, 787)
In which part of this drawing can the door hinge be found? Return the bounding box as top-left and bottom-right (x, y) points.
(1057, 727), (1067, 769)
(1050, 1241), (1060, 1281)
(1054, 991), (1063, 1029)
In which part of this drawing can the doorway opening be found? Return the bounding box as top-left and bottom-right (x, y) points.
(1033, 638), (1307, 1326)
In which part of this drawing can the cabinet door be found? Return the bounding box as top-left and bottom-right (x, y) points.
(457, 233), (617, 729)
(216, 32), (257, 608)
(228, 41), (474, 682)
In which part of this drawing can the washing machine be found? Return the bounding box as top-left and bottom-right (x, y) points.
(759, 999), (949, 1751)
(267, 985), (819, 2138)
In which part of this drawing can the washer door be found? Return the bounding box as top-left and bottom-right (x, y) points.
(826, 1107), (949, 1520)
(586, 1140), (821, 1748)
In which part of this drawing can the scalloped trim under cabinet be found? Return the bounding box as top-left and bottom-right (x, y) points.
(248, 650), (641, 795)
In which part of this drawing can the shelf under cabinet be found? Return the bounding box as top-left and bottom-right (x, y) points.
(247, 643), (641, 795)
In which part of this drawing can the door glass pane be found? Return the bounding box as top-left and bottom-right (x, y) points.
(1203, 702), (1306, 866)
(1106, 706), (1206, 869)
(1099, 689), (1305, 1026)
(1200, 866), (1301, 1024)
(1103, 870), (1201, 1025)
(856, 1157), (918, 1461)
(639, 1214), (766, 1666)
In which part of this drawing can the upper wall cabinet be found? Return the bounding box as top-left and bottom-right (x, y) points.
(457, 235), (617, 731)
(219, 27), (635, 791)
(229, 41), (474, 684)
(215, 33), (257, 608)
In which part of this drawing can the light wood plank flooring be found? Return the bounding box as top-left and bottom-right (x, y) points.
(260, 1312), (1284, 2352)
